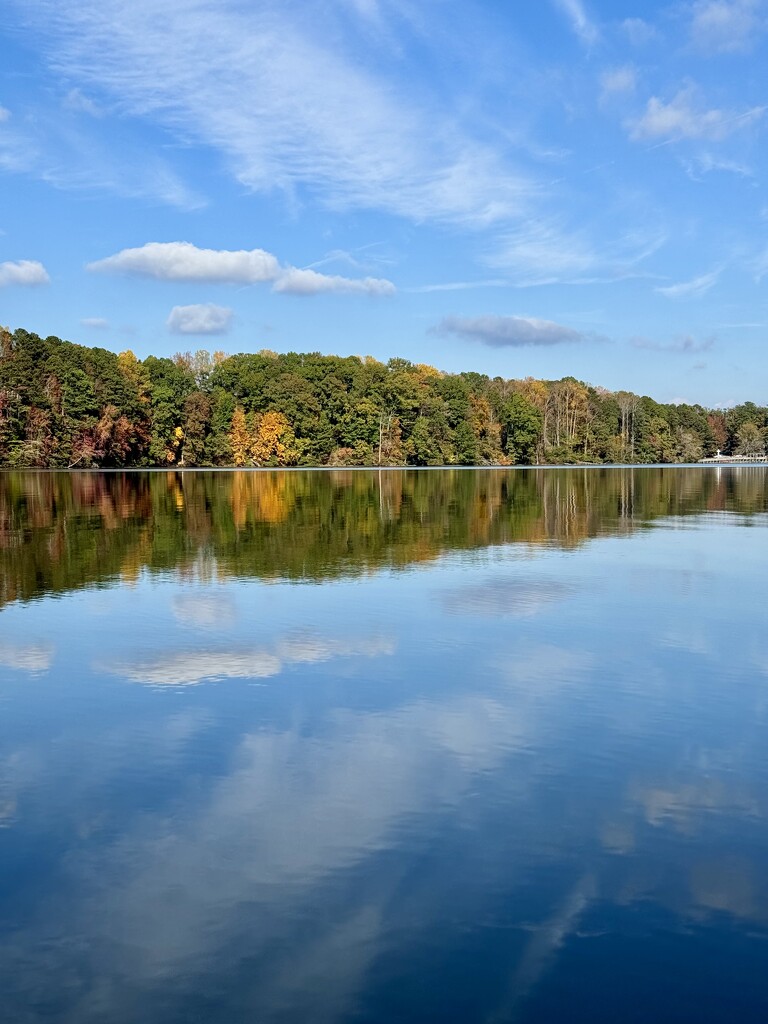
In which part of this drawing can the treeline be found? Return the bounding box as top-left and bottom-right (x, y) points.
(1, 324), (766, 467)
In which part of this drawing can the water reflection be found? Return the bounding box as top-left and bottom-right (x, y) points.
(2, 466), (768, 608)
(102, 633), (396, 687)
(0, 468), (767, 1022)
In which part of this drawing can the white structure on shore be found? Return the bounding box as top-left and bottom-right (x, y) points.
(699, 452), (768, 463)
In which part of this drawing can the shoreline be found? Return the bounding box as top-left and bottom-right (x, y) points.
(2, 462), (768, 474)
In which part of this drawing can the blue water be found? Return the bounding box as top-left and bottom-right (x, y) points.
(0, 468), (767, 1022)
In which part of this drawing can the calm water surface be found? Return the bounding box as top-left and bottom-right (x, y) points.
(1, 467), (768, 1023)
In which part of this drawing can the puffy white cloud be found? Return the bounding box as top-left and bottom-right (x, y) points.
(0, 259), (50, 287)
(631, 87), (764, 142)
(89, 241), (280, 283)
(434, 314), (586, 348)
(273, 267), (395, 296)
(167, 303), (233, 335)
(89, 241), (396, 296)
(689, 0), (766, 53)
(0, 105), (10, 122)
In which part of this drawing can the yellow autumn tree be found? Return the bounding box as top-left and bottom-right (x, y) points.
(250, 411), (297, 466)
(229, 406), (252, 466)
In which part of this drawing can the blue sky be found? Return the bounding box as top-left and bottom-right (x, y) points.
(1, 0), (767, 406)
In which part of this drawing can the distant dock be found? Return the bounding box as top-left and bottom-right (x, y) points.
(699, 454), (768, 464)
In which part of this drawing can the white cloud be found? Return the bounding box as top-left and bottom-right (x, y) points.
(272, 267), (395, 296)
(90, 240), (396, 296)
(89, 241), (280, 283)
(0, 259), (50, 287)
(682, 152), (754, 179)
(631, 334), (714, 353)
(553, 0), (600, 46)
(631, 87), (765, 142)
(167, 303), (233, 335)
(487, 218), (664, 286)
(0, 102), (204, 208)
(600, 65), (637, 97)
(62, 87), (103, 117)
(406, 279), (508, 293)
(0, 642), (54, 674)
(655, 268), (721, 298)
(434, 314), (587, 348)
(689, 0), (766, 53)
(81, 316), (109, 329)
(20, 0), (533, 228)
(491, 220), (603, 283)
(621, 17), (659, 44)
(0, 105), (10, 123)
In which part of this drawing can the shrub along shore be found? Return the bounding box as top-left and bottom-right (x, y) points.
(0, 325), (763, 468)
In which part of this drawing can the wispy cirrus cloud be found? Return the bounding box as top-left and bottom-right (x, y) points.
(552, 0), (599, 46)
(89, 241), (396, 297)
(167, 303), (234, 335)
(0, 259), (49, 287)
(631, 86), (765, 142)
(18, 0), (533, 228)
(406, 279), (508, 294)
(655, 268), (722, 298)
(433, 314), (589, 348)
(80, 316), (109, 329)
(681, 152), (755, 179)
(688, 0), (767, 53)
(631, 334), (714, 353)
(488, 218), (665, 286)
(62, 87), (103, 117)
(0, 92), (204, 208)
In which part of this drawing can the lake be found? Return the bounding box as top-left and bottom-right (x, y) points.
(1, 467), (768, 1023)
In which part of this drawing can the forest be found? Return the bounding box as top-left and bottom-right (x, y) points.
(1, 324), (766, 468)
